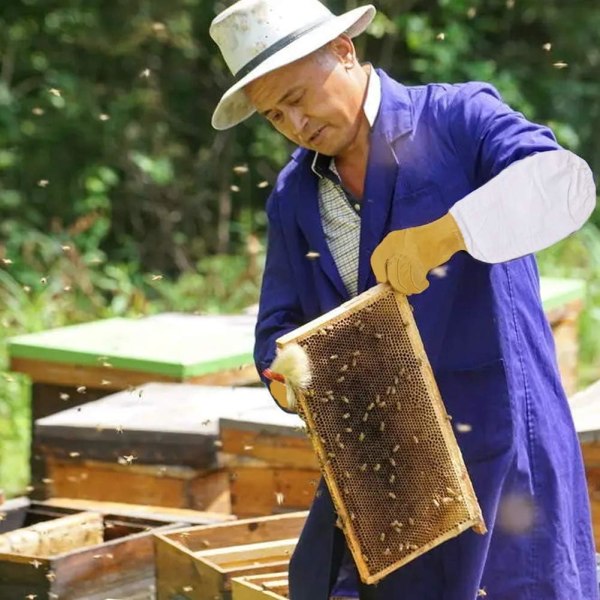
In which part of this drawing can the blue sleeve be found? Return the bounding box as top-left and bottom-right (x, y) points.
(254, 192), (304, 404)
(447, 82), (562, 187)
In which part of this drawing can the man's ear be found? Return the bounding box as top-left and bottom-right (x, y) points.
(329, 34), (355, 68)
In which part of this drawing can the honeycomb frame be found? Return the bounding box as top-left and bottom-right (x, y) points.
(276, 284), (486, 584)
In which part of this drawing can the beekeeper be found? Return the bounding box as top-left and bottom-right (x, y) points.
(210, 1), (598, 598)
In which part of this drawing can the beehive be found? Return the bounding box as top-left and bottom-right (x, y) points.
(277, 284), (485, 584)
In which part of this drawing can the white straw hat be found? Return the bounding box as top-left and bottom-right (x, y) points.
(210, 0), (376, 130)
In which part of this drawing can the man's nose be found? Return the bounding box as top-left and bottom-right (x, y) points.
(288, 107), (308, 137)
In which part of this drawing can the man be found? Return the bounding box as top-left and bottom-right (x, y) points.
(210, 0), (598, 598)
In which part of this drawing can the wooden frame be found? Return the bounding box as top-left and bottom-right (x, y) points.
(154, 512), (307, 600)
(277, 284), (485, 584)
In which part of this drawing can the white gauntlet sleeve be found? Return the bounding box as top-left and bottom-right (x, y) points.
(450, 149), (596, 263)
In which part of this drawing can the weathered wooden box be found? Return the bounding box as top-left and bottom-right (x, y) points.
(220, 405), (320, 517)
(7, 313), (259, 497)
(0, 498), (189, 600)
(154, 511), (307, 600)
(232, 572), (289, 599)
(35, 383), (273, 511)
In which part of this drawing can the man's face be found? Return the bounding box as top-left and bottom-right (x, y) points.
(245, 37), (366, 156)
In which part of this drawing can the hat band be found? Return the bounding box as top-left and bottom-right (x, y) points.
(233, 15), (333, 83)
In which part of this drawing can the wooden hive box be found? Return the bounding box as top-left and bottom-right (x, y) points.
(7, 313), (259, 498)
(154, 511), (307, 600)
(569, 380), (600, 548)
(35, 384), (274, 512)
(220, 405), (320, 517)
(231, 572), (289, 599)
(0, 497), (192, 600)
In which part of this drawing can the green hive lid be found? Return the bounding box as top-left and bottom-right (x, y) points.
(7, 313), (256, 378)
(539, 277), (586, 312)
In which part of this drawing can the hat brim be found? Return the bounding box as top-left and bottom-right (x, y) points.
(211, 5), (376, 130)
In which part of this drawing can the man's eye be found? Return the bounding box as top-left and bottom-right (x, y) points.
(270, 112), (283, 123)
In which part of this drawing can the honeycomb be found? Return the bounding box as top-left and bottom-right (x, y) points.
(276, 284), (485, 584)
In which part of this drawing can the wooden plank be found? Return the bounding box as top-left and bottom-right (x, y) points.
(41, 498), (235, 525)
(581, 442), (600, 466)
(232, 572), (289, 600)
(196, 538), (297, 563)
(221, 427), (318, 469)
(219, 405), (318, 470)
(0, 511), (103, 556)
(155, 512), (307, 553)
(45, 457), (231, 513)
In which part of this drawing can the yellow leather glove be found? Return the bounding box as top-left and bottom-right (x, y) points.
(269, 380), (293, 412)
(371, 213), (466, 295)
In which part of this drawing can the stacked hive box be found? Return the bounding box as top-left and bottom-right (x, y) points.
(7, 313), (259, 497)
(34, 384), (276, 513)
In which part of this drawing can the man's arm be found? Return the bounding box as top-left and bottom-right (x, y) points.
(254, 192), (303, 412)
(371, 83), (596, 293)
(447, 82), (596, 262)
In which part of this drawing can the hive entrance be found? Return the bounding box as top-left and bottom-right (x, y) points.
(277, 284), (485, 584)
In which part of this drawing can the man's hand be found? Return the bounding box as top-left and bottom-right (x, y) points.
(370, 213), (466, 295)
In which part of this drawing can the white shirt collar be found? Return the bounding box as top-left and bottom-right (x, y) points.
(311, 65), (382, 177)
(363, 65), (381, 128)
